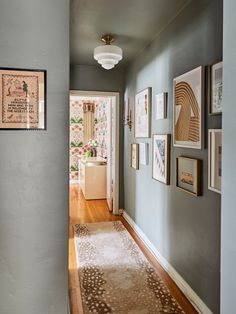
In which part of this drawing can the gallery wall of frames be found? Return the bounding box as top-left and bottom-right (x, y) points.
(126, 61), (223, 196)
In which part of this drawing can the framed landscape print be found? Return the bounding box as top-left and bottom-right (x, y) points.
(0, 68), (46, 130)
(155, 92), (167, 120)
(135, 88), (151, 138)
(173, 66), (204, 149)
(208, 129), (222, 194)
(131, 143), (139, 170)
(209, 61), (223, 115)
(152, 134), (170, 185)
(139, 142), (149, 165)
(176, 157), (201, 196)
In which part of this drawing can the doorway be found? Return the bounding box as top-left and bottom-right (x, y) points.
(69, 90), (120, 215)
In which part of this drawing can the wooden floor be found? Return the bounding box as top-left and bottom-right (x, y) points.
(68, 184), (198, 314)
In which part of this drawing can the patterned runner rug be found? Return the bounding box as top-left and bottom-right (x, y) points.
(74, 221), (185, 314)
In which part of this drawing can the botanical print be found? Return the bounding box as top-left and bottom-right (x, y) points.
(0, 68), (45, 129)
(156, 92), (167, 120)
(135, 88), (151, 138)
(131, 143), (139, 169)
(173, 66), (203, 149)
(211, 62), (223, 114)
(209, 130), (222, 193)
(74, 221), (185, 314)
(152, 134), (170, 184)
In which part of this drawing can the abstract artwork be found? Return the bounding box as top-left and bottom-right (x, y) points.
(0, 68), (46, 129)
(210, 61), (223, 115)
(152, 134), (170, 185)
(155, 92), (167, 120)
(208, 129), (222, 194)
(173, 66), (204, 149)
(176, 157), (201, 196)
(135, 88), (151, 138)
(131, 143), (139, 170)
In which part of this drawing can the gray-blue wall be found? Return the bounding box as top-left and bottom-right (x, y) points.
(124, 0), (222, 313)
(0, 1), (69, 313)
(221, 0), (236, 312)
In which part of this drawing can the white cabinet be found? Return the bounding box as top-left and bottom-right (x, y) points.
(79, 158), (107, 200)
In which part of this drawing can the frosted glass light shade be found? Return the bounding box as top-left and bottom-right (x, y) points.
(94, 45), (123, 70)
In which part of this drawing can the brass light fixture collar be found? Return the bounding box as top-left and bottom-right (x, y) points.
(101, 35), (114, 45)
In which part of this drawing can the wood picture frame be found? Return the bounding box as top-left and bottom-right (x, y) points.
(173, 66), (204, 149)
(135, 87), (151, 138)
(0, 67), (46, 130)
(176, 156), (201, 196)
(209, 61), (223, 115)
(155, 92), (167, 120)
(152, 134), (170, 185)
(208, 129), (222, 194)
(131, 143), (139, 170)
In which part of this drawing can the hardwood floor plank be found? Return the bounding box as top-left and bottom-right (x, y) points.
(68, 184), (197, 314)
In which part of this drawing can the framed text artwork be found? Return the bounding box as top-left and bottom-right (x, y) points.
(209, 61), (223, 115)
(208, 129), (222, 194)
(152, 134), (170, 185)
(173, 66), (204, 149)
(135, 88), (151, 138)
(131, 143), (139, 170)
(0, 68), (46, 130)
(176, 157), (201, 196)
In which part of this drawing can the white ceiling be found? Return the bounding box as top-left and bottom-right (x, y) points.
(70, 0), (190, 67)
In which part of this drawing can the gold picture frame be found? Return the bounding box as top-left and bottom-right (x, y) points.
(176, 156), (202, 196)
(131, 143), (139, 170)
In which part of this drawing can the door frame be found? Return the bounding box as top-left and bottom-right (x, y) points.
(70, 90), (120, 215)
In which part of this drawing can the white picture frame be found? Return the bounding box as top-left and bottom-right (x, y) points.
(155, 92), (167, 120)
(139, 143), (149, 165)
(173, 66), (204, 149)
(135, 88), (151, 138)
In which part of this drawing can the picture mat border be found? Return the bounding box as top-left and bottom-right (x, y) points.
(173, 66), (204, 149)
(208, 60), (223, 116)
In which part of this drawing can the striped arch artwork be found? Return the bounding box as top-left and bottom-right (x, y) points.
(173, 66), (204, 149)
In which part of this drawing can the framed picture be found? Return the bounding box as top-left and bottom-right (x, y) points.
(155, 92), (167, 120)
(152, 134), (170, 185)
(208, 129), (222, 194)
(176, 157), (201, 196)
(131, 143), (139, 170)
(0, 68), (46, 130)
(209, 61), (223, 115)
(173, 66), (204, 149)
(135, 87), (151, 138)
(139, 142), (149, 165)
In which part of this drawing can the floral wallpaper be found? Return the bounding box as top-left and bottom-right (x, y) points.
(94, 99), (109, 159)
(70, 96), (109, 181)
(70, 99), (84, 181)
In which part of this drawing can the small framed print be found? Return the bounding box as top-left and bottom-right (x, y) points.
(152, 134), (170, 185)
(131, 143), (139, 170)
(173, 66), (204, 149)
(209, 61), (223, 115)
(135, 87), (151, 138)
(155, 92), (167, 120)
(0, 67), (46, 130)
(176, 157), (201, 196)
(139, 142), (149, 165)
(208, 129), (222, 194)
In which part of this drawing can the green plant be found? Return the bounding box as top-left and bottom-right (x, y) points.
(70, 164), (78, 171)
(70, 141), (83, 148)
(70, 117), (83, 124)
(84, 151), (93, 157)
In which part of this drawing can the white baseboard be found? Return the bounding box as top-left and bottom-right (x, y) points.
(123, 211), (212, 314)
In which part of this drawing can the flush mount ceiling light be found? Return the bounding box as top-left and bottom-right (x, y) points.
(94, 35), (123, 70)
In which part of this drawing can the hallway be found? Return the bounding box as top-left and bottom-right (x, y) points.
(68, 184), (197, 314)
